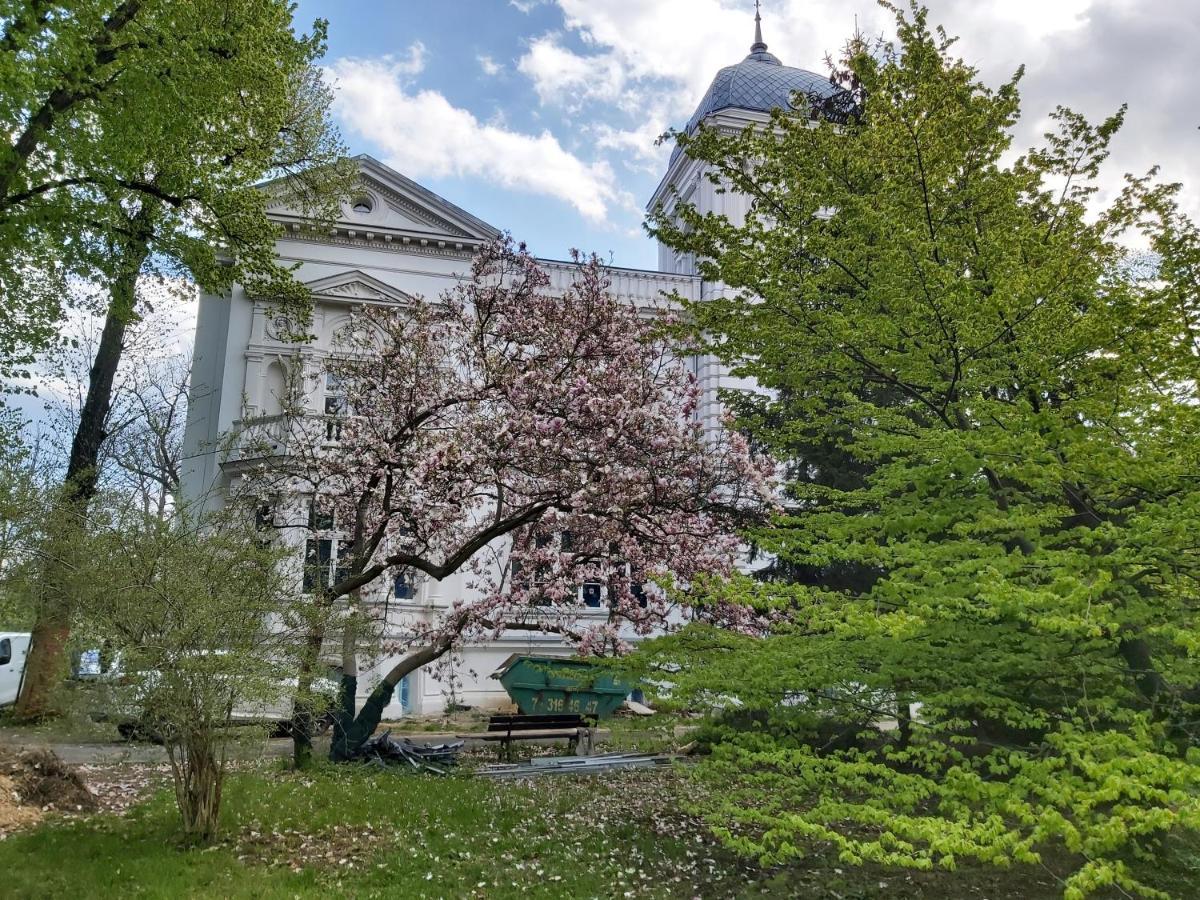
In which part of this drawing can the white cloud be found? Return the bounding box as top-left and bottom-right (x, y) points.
(592, 119), (672, 173)
(520, 1), (1200, 218)
(509, 0), (546, 13)
(477, 54), (503, 76)
(326, 56), (624, 223)
(391, 40), (427, 77)
(518, 34), (626, 109)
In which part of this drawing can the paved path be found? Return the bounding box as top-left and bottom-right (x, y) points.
(0, 728), (613, 766)
(0, 733), (302, 765)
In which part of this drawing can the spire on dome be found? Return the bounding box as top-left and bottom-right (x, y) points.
(751, 0), (767, 53)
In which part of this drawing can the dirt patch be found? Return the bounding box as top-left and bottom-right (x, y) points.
(0, 748), (97, 836)
(0, 774), (42, 833)
(77, 762), (171, 816)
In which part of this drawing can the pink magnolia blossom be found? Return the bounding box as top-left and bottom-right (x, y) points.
(249, 237), (773, 665)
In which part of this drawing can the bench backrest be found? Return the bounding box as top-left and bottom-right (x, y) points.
(487, 713), (591, 732)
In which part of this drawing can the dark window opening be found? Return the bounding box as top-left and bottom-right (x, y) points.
(582, 583), (602, 608)
(255, 502), (275, 531)
(394, 572), (414, 600)
(303, 538), (333, 593)
(334, 539), (356, 590)
(632, 582), (649, 609)
(308, 501), (334, 531)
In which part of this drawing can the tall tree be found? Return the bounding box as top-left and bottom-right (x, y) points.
(0, 2), (346, 378)
(236, 239), (770, 765)
(36, 301), (191, 519)
(12, 2), (352, 718)
(645, 4), (1200, 896)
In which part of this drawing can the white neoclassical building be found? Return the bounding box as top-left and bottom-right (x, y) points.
(181, 19), (839, 716)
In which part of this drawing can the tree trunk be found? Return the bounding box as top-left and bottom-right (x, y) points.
(328, 610), (360, 761)
(166, 733), (225, 843)
(896, 694), (912, 749)
(290, 625), (326, 769)
(14, 217), (152, 721)
(328, 636), (455, 761)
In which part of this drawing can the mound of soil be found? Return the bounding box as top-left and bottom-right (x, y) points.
(0, 748), (96, 834)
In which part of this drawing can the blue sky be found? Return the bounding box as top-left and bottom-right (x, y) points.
(291, 1), (1200, 271)
(295, 0), (681, 269)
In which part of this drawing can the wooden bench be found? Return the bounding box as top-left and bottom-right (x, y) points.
(460, 713), (598, 760)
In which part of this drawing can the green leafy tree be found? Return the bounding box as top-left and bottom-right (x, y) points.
(0, 2), (348, 376)
(644, 4), (1200, 896)
(11, 0), (353, 719)
(69, 507), (316, 841)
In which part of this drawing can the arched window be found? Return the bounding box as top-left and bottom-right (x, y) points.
(263, 361), (288, 417)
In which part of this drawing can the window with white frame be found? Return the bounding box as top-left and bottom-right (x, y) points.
(302, 499), (357, 594)
(324, 372), (347, 441)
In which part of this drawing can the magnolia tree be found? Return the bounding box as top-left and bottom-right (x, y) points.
(237, 238), (770, 763)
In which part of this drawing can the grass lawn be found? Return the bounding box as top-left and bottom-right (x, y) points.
(2, 758), (1196, 898)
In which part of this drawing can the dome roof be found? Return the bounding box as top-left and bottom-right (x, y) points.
(669, 9), (847, 166)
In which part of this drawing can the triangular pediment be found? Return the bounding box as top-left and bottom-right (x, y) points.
(303, 270), (412, 304)
(264, 155), (501, 245)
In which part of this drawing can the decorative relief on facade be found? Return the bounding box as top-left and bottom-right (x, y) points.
(324, 281), (385, 300)
(265, 314), (293, 341)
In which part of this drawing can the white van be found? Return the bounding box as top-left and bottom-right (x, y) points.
(0, 632), (31, 706)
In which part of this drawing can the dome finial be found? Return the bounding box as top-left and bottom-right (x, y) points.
(751, 0), (767, 53)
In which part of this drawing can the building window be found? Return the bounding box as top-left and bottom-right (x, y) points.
(255, 501), (275, 531)
(582, 583), (603, 608)
(308, 500), (334, 531)
(302, 538), (333, 593)
(302, 538), (361, 595)
(632, 582), (649, 609)
(394, 572), (414, 600)
(334, 539), (356, 587)
(324, 373), (347, 441)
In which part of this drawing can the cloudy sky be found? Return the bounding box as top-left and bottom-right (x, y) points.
(294, 0), (1200, 270)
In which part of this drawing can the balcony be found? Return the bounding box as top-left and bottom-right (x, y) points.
(221, 413), (345, 468)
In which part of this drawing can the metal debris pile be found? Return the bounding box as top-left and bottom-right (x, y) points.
(477, 751), (677, 778)
(348, 731), (464, 774)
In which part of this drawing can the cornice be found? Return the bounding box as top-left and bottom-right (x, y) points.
(276, 223), (481, 259)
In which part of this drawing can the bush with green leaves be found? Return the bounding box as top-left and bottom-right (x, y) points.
(73, 508), (324, 840)
(641, 3), (1200, 896)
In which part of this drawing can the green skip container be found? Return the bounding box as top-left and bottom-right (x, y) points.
(492, 654), (633, 719)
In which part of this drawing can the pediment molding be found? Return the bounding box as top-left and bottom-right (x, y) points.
(303, 270), (412, 305)
(263, 155), (501, 247)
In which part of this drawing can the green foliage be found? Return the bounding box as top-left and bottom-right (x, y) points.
(66, 506), (324, 838)
(0, 1), (354, 381)
(644, 3), (1200, 896)
(0, 406), (44, 626)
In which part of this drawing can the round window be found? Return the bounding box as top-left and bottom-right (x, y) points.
(351, 195), (374, 215)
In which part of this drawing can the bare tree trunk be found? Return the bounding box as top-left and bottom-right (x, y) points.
(15, 214), (153, 720)
(896, 694), (912, 749)
(329, 636), (456, 761)
(166, 732), (225, 842)
(290, 624), (326, 769)
(328, 603), (361, 760)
